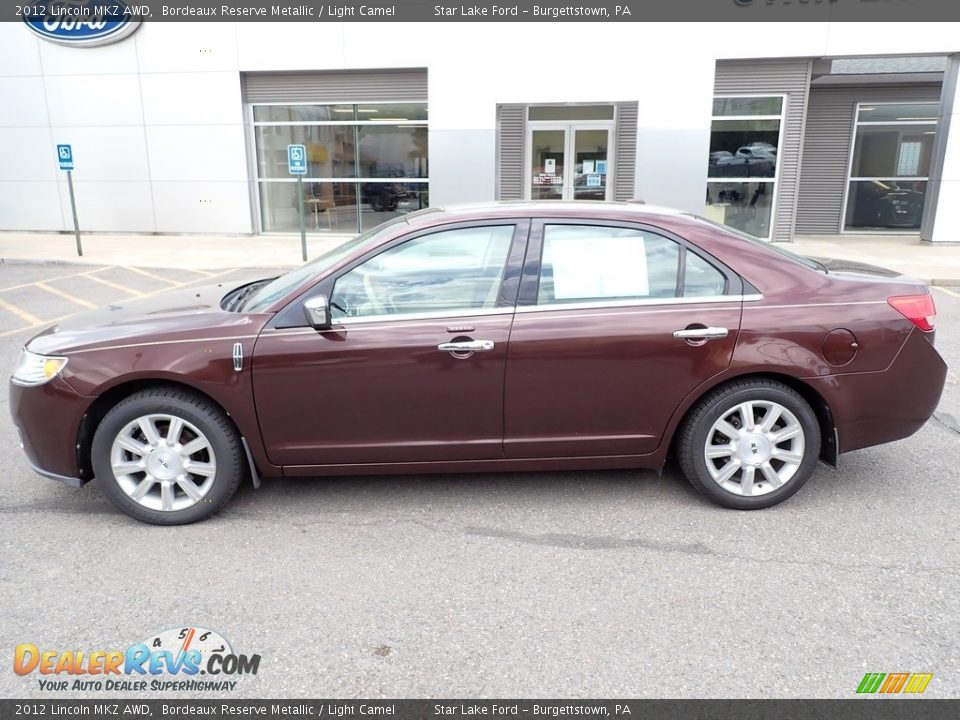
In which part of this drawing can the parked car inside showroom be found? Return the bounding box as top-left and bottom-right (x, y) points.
(10, 203), (946, 524)
(848, 180), (926, 229)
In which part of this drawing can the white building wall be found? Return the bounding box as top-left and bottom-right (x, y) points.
(1, 21), (959, 234)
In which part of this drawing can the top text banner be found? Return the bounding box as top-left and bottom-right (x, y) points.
(8, 0), (960, 23)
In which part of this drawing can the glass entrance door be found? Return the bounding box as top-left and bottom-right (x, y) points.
(530, 128), (566, 200)
(528, 125), (611, 201)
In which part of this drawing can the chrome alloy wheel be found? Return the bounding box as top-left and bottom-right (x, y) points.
(703, 400), (805, 497)
(109, 414), (217, 512)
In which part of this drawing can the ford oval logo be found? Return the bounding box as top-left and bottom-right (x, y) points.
(23, 0), (142, 47)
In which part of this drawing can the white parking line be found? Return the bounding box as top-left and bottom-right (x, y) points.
(122, 266), (181, 285)
(35, 282), (98, 309)
(83, 273), (145, 296)
(0, 296), (43, 325)
(0, 268), (241, 340)
(0, 265), (117, 294)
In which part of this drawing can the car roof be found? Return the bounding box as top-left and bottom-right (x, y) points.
(402, 201), (688, 227)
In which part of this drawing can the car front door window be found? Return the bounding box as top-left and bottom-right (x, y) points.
(332, 225), (516, 320)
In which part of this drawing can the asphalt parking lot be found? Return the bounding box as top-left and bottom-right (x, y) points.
(0, 262), (958, 699)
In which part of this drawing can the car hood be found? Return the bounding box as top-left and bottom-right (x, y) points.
(26, 278), (270, 355)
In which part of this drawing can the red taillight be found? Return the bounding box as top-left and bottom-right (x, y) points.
(888, 294), (937, 332)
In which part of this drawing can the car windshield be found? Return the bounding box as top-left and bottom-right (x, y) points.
(242, 218), (408, 312)
(687, 215), (827, 273)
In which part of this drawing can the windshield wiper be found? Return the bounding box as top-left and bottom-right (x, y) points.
(228, 280), (270, 312)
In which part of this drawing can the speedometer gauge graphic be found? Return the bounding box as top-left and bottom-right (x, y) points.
(138, 626), (233, 669)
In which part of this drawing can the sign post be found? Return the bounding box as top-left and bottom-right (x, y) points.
(57, 144), (82, 257)
(287, 144), (308, 261)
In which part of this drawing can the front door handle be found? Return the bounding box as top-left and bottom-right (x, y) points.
(437, 340), (495, 353)
(673, 326), (729, 340)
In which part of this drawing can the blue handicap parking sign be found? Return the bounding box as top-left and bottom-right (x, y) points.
(287, 144), (307, 175)
(57, 144), (74, 171)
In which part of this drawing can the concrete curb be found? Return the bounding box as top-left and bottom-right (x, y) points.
(0, 257), (292, 273)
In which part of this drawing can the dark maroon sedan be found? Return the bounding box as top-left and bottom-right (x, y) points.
(10, 203), (947, 524)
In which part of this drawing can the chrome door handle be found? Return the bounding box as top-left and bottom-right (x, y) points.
(673, 327), (729, 340)
(437, 340), (495, 353)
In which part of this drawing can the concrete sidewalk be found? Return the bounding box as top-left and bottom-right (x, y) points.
(0, 231), (351, 271)
(0, 229), (958, 284)
(792, 233), (960, 285)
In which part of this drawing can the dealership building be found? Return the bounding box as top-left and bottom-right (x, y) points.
(2, 21), (960, 243)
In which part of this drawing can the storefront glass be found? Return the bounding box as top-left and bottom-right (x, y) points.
(705, 96), (783, 240)
(252, 103), (428, 234)
(704, 181), (775, 238)
(258, 181), (359, 234)
(844, 103), (938, 232)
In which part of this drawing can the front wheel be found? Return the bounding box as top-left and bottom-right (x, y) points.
(91, 387), (244, 525)
(676, 379), (821, 509)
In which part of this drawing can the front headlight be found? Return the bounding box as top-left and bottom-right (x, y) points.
(11, 348), (68, 387)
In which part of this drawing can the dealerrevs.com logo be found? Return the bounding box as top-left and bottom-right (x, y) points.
(13, 627), (261, 692)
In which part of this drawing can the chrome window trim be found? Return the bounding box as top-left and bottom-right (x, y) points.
(264, 296), (764, 335)
(513, 305), (746, 323)
(516, 294), (761, 314)
(335, 306), (514, 326)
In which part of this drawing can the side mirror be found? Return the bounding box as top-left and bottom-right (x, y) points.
(303, 296), (331, 330)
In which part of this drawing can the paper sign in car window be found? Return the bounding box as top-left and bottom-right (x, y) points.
(548, 233), (649, 300)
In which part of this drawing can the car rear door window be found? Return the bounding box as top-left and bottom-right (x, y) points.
(537, 225), (681, 305)
(332, 225), (515, 319)
(536, 224), (729, 305)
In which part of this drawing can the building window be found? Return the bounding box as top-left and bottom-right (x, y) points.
(844, 102), (938, 232)
(252, 103), (428, 235)
(705, 95), (784, 240)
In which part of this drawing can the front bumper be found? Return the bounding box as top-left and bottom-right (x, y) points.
(9, 377), (91, 486)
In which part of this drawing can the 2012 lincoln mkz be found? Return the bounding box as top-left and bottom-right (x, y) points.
(9, 203), (947, 524)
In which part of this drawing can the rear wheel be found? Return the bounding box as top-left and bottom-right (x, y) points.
(91, 387), (244, 525)
(677, 379), (821, 509)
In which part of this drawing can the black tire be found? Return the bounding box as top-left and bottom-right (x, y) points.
(676, 379), (821, 510)
(91, 387), (244, 525)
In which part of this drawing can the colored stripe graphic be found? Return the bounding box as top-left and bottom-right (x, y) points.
(903, 673), (933, 694)
(857, 672), (933, 694)
(857, 673), (885, 694)
(880, 672), (910, 693)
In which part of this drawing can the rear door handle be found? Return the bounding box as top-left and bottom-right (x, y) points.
(673, 326), (729, 340)
(437, 340), (495, 353)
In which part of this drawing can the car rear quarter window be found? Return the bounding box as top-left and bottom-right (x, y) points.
(683, 250), (727, 297)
